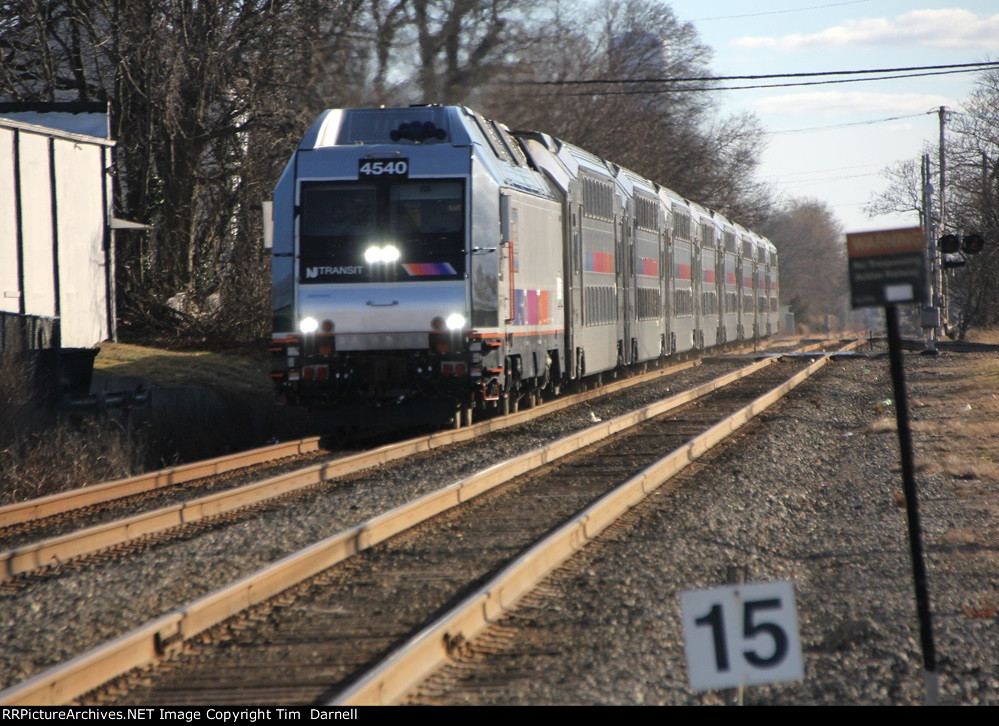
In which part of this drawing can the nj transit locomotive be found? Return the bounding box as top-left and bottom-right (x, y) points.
(268, 105), (779, 426)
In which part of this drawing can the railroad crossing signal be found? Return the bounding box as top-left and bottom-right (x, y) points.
(938, 234), (960, 254)
(938, 231), (986, 255)
(938, 232), (987, 268)
(963, 233), (984, 254)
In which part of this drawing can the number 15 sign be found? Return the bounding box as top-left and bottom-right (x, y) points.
(680, 581), (804, 691)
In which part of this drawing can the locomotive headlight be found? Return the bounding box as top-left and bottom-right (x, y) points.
(445, 313), (466, 331)
(364, 244), (401, 263)
(299, 316), (319, 334)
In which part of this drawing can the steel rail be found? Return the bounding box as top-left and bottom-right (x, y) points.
(331, 339), (862, 705)
(0, 438), (324, 530)
(0, 338), (820, 533)
(0, 355), (728, 580)
(0, 345), (838, 706)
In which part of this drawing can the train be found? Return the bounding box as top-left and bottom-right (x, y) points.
(266, 105), (779, 427)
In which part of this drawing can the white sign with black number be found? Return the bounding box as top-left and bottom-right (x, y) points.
(681, 580), (804, 691)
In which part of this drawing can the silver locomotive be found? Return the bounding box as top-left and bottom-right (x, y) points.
(268, 105), (779, 426)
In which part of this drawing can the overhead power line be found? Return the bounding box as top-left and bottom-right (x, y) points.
(541, 68), (991, 97)
(773, 112), (934, 135)
(778, 163), (883, 177)
(785, 172), (883, 187)
(530, 61), (999, 87)
(690, 1), (873, 22)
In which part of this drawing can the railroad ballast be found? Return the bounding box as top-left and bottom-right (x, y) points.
(267, 105), (780, 426)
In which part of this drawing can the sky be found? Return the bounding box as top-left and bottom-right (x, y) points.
(664, 0), (999, 234)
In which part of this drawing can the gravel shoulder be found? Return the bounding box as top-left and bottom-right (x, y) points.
(408, 347), (999, 705)
(4, 344), (994, 705)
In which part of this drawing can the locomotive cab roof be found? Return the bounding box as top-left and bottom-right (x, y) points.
(294, 106), (555, 200)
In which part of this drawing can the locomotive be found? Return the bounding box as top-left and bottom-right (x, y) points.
(267, 105), (779, 427)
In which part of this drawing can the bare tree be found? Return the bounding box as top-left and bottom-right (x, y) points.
(944, 68), (999, 335)
(865, 156), (928, 229)
(2, 0), (775, 340)
(1, 0), (369, 341)
(759, 198), (847, 328)
(475, 0), (773, 228)
(868, 67), (999, 336)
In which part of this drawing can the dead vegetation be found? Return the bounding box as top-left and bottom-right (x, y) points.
(0, 344), (314, 506)
(857, 341), (998, 485)
(93, 341), (274, 399)
(907, 353), (999, 483)
(0, 352), (145, 506)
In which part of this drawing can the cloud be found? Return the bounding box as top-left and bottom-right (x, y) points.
(734, 9), (999, 50)
(754, 91), (953, 116)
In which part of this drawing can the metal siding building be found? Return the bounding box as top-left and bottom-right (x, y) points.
(0, 115), (116, 349)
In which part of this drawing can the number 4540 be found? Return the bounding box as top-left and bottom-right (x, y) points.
(680, 581), (804, 691)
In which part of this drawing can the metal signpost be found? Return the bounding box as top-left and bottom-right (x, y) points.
(846, 226), (939, 705)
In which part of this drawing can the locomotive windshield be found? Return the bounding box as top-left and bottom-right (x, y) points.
(299, 180), (465, 283)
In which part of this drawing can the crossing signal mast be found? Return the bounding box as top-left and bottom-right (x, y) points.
(923, 107), (987, 348)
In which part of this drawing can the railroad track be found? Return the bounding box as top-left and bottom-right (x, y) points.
(0, 338), (860, 705)
(0, 338), (835, 583)
(1, 337), (828, 537)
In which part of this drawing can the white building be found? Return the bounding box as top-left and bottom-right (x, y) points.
(0, 106), (117, 350)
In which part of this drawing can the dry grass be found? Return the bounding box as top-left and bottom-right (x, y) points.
(94, 342), (273, 399)
(901, 347), (999, 602)
(941, 527), (979, 545)
(863, 416), (897, 434)
(964, 327), (999, 345)
(0, 352), (144, 505)
(0, 422), (144, 505)
(861, 346), (999, 582)
(908, 352), (999, 483)
(1, 344), (312, 505)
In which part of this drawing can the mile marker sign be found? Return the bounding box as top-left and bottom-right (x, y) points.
(847, 226), (926, 309)
(681, 581), (803, 691)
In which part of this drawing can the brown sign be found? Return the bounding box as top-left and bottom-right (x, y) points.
(847, 227), (924, 258)
(847, 227), (926, 308)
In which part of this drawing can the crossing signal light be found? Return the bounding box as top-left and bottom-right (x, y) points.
(938, 234), (960, 254)
(963, 233), (984, 255)
(938, 232), (986, 261)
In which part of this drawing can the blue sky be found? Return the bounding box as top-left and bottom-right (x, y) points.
(665, 1), (999, 233)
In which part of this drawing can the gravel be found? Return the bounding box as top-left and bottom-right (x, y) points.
(407, 347), (999, 705)
(0, 357), (741, 689)
(5, 343), (993, 706)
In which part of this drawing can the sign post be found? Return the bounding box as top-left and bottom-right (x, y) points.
(846, 226), (938, 705)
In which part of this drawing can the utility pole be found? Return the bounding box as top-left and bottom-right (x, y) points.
(922, 154), (937, 352)
(939, 107), (947, 230)
(936, 107), (947, 338)
(922, 107), (948, 351)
